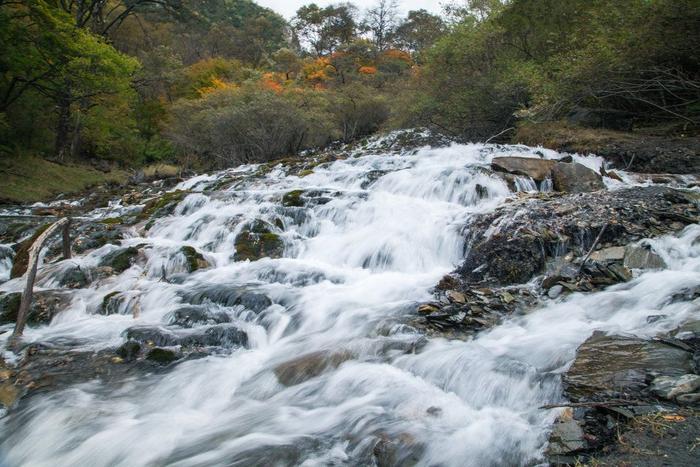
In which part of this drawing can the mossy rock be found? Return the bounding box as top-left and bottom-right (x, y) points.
(180, 246), (210, 272)
(116, 340), (141, 362)
(282, 189), (305, 207)
(146, 348), (179, 364)
(99, 246), (140, 273)
(233, 221), (283, 261)
(297, 169), (314, 177)
(0, 292), (21, 325)
(0, 290), (71, 325)
(137, 190), (189, 222)
(100, 291), (122, 315)
(10, 223), (51, 278)
(99, 217), (123, 225)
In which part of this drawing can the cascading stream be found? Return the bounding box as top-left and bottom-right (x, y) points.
(0, 134), (696, 466)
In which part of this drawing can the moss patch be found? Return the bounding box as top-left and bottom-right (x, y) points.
(137, 190), (189, 222)
(233, 221), (284, 261)
(146, 348), (178, 364)
(180, 246), (209, 272)
(0, 155), (127, 204)
(99, 247), (139, 273)
(0, 292), (21, 325)
(282, 189), (305, 207)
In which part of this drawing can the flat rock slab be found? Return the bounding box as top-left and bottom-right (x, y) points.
(564, 331), (694, 402)
(491, 156), (555, 182)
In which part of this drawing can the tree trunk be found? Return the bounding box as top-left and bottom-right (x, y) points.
(54, 92), (72, 161)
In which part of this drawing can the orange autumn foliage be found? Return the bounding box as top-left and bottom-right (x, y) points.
(358, 66), (377, 75)
(197, 77), (237, 96)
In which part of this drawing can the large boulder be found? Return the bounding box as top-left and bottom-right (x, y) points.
(551, 162), (605, 193)
(459, 234), (546, 285)
(491, 156), (555, 183)
(563, 331), (694, 402)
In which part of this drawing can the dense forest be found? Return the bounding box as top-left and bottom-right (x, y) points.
(1, 0), (698, 172)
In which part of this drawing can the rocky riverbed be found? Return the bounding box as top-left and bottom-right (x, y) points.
(0, 128), (698, 466)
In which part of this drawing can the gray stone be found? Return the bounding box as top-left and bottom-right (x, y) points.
(551, 162), (605, 193)
(547, 284), (563, 299)
(589, 246), (625, 262)
(547, 413), (587, 456)
(624, 245), (666, 269)
(650, 374), (700, 400)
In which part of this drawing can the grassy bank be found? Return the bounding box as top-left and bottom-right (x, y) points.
(0, 155), (128, 204)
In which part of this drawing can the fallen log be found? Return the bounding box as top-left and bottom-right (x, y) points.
(11, 217), (71, 340)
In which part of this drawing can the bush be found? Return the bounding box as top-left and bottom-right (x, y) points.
(168, 84), (336, 167)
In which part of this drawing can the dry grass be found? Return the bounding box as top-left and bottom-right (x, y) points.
(513, 121), (637, 154)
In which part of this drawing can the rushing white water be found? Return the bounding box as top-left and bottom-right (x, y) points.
(0, 134), (697, 466)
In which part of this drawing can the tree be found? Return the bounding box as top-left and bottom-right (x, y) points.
(0, 1), (139, 159)
(272, 48), (303, 80)
(362, 0), (399, 52)
(293, 3), (358, 56)
(393, 9), (446, 56)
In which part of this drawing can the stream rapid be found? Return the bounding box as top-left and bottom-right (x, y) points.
(0, 132), (697, 466)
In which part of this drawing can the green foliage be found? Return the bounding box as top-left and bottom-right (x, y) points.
(418, 0), (700, 138)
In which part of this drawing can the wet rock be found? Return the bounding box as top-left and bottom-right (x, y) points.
(180, 246), (210, 272)
(623, 244), (666, 269)
(564, 331), (694, 402)
(0, 290), (72, 325)
(372, 432), (424, 467)
(0, 292), (21, 324)
(281, 189), (305, 207)
(417, 303), (440, 314)
(146, 348), (179, 364)
(52, 262), (90, 288)
(115, 340), (141, 362)
(233, 220), (284, 261)
(491, 157), (555, 182)
(71, 222), (124, 254)
(180, 324), (248, 348)
(137, 190), (189, 222)
(274, 350), (354, 386)
(182, 285), (272, 312)
(547, 284), (564, 299)
(100, 291), (139, 316)
(459, 234), (546, 285)
(650, 374), (700, 400)
(125, 326), (180, 347)
(99, 246), (140, 273)
(237, 290), (273, 312)
(167, 306), (230, 327)
(551, 162), (605, 193)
